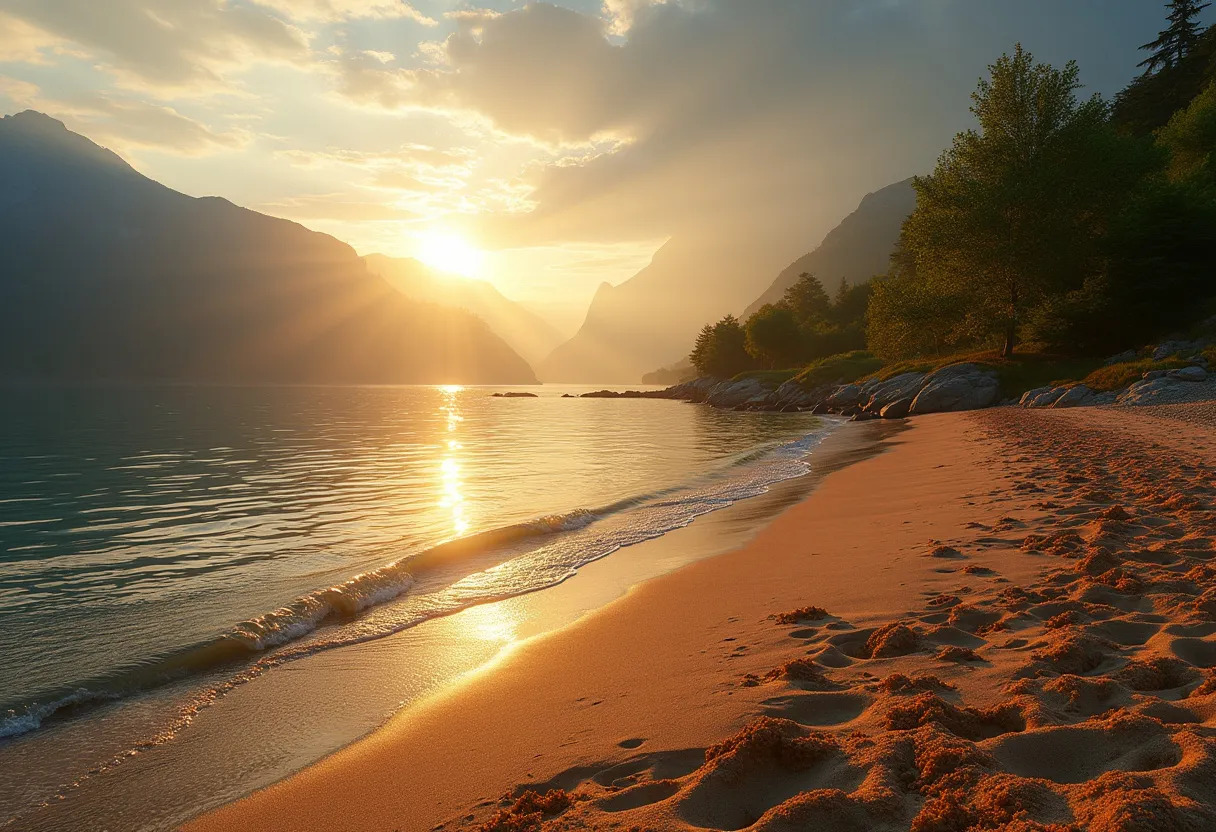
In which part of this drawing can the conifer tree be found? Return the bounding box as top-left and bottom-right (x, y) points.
(1139, 0), (1211, 74)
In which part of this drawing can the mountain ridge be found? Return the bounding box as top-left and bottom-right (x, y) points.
(0, 111), (537, 385)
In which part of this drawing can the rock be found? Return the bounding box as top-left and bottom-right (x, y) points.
(1117, 377), (1177, 405)
(1153, 340), (1197, 361)
(493, 392), (538, 398)
(851, 411), (878, 422)
(705, 378), (769, 408)
(1027, 387), (1069, 408)
(1051, 384), (1094, 408)
(1170, 366), (1207, 382)
(1019, 386), (1052, 407)
(880, 397), (913, 419)
(1104, 349), (1137, 366)
(1090, 391), (1119, 406)
(826, 383), (865, 409)
(1142, 369), (1169, 381)
(863, 372), (927, 413)
(909, 364), (1001, 415)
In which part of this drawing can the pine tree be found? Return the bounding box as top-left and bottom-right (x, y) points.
(1139, 0), (1211, 74)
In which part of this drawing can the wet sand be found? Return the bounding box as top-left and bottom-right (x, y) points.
(187, 404), (1216, 832)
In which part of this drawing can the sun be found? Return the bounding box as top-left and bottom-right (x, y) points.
(416, 230), (485, 278)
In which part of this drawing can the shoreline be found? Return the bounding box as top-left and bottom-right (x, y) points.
(183, 411), (1026, 832)
(188, 403), (1216, 831)
(5, 409), (864, 832)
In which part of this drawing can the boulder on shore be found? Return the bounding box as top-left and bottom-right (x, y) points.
(492, 392), (538, 398)
(1052, 384), (1094, 408)
(909, 364), (1001, 415)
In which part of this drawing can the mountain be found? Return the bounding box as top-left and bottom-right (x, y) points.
(538, 236), (792, 383)
(364, 254), (563, 367)
(0, 111), (536, 384)
(742, 179), (917, 319)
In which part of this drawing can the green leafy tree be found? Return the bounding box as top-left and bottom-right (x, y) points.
(1139, 0), (1211, 74)
(1158, 81), (1216, 180)
(900, 45), (1151, 357)
(744, 304), (804, 368)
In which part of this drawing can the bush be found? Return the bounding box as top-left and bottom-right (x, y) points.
(1082, 356), (1192, 391)
(792, 351), (884, 388)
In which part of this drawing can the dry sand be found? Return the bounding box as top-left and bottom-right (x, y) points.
(186, 404), (1216, 832)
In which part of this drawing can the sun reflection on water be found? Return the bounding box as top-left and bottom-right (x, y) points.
(437, 386), (470, 537)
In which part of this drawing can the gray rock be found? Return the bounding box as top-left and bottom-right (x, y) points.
(826, 383), (865, 409)
(1169, 365), (1207, 382)
(864, 372), (927, 413)
(1117, 377), (1177, 405)
(909, 364), (1002, 415)
(1089, 391), (1119, 406)
(1143, 369), (1169, 381)
(1019, 386), (1053, 407)
(880, 397), (913, 419)
(1026, 387), (1068, 408)
(1051, 384), (1094, 408)
(1104, 350), (1137, 366)
(1153, 340), (1197, 361)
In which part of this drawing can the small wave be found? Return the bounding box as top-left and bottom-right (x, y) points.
(0, 421), (834, 741)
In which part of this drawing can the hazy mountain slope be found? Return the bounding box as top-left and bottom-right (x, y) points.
(742, 178), (917, 318)
(538, 237), (790, 383)
(364, 254), (563, 366)
(0, 111), (536, 384)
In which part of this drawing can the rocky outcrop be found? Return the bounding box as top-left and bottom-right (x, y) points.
(909, 364), (1001, 415)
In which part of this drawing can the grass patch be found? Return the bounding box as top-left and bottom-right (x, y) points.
(866, 346), (1105, 398)
(791, 351), (885, 388)
(1081, 356), (1192, 392)
(730, 368), (801, 385)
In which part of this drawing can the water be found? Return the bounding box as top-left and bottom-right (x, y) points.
(0, 383), (833, 829)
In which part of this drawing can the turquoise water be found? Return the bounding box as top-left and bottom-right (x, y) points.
(0, 384), (830, 829)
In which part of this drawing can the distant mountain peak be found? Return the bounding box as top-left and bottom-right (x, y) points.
(4, 110), (68, 132)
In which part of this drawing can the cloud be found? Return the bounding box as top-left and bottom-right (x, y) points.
(59, 95), (248, 154)
(250, 0), (437, 25)
(0, 0), (309, 94)
(0, 11), (68, 63)
(259, 191), (421, 221)
(331, 0), (1168, 252)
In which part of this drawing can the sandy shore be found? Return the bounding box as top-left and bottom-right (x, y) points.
(187, 404), (1216, 832)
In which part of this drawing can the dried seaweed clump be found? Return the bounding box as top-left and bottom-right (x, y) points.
(887, 693), (1025, 741)
(775, 605), (828, 624)
(879, 673), (956, 694)
(476, 790), (572, 832)
(1115, 656), (1196, 692)
(704, 716), (838, 771)
(865, 621), (921, 658)
(1072, 772), (1196, 832)
(911, 772), (1069, 832)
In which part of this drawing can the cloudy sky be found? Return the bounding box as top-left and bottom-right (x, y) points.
(0, 0), (1191, 328)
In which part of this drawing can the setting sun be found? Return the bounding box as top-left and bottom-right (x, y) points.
(416, 231), (485, 278)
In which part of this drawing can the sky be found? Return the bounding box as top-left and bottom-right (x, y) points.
(0, 0), (1197, 330)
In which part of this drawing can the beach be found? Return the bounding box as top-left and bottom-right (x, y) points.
(184, 402), (1216, 831)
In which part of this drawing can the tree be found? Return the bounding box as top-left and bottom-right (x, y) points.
(1157, 81), (1216, 180)
(899, 45), (1151, 356)
(1139, 0), (1211, 74)
(745, 304), (803, 368)
(782, 272), (832, 332)
(689, 315), (754, 378)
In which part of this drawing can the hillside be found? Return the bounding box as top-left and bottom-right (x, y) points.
(364, 254), (563, 367)
(538, 236), (791, 383)
(742, 178), (916, 318)
(0, 111), (537, 384)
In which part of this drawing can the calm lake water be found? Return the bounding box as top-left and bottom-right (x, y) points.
(0, 384), (832, 830)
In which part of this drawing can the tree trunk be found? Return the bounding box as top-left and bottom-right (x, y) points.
(1002, 282), (1018, 358)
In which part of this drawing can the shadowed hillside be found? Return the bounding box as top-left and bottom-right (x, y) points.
(538, 237), (792, 383)
(364, 254), (563, 366)
(742, 179), (916, 319)
(0, 111), (537, 384)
